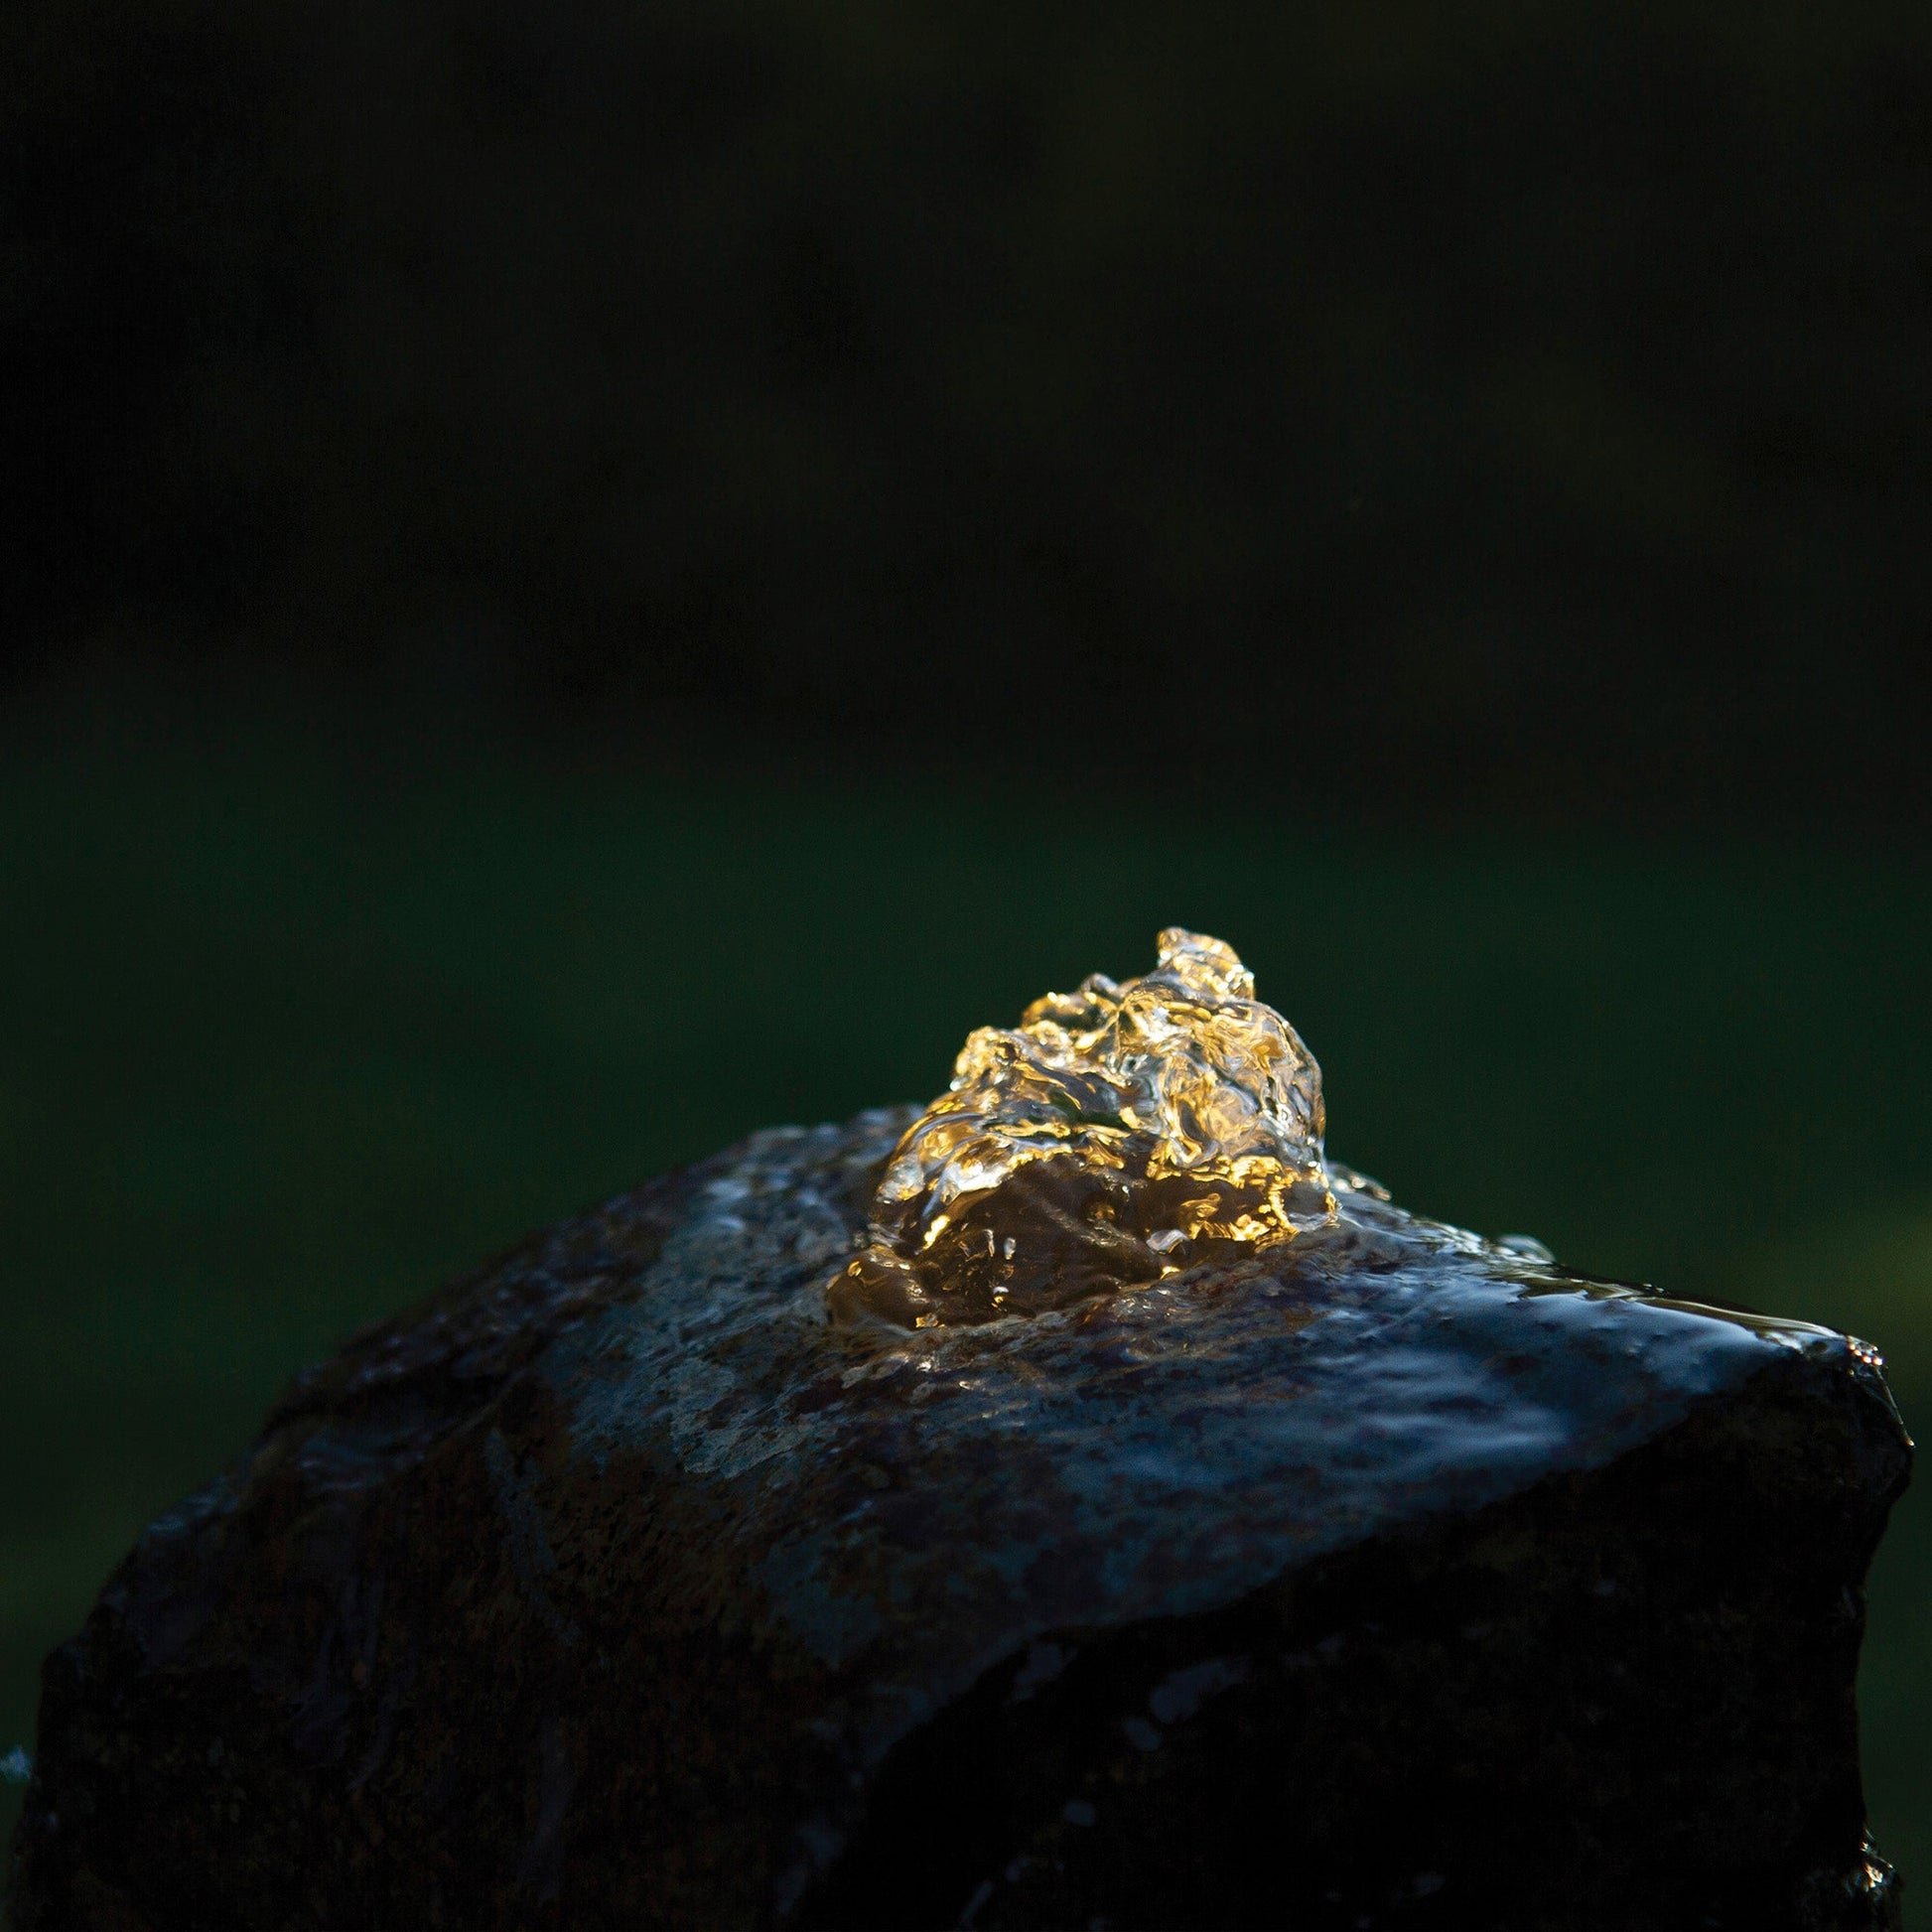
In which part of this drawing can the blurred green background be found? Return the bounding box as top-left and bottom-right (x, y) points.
(2, 699), (1925, 1882)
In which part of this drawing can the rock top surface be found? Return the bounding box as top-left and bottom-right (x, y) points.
(8, 1109), (1912, 1929)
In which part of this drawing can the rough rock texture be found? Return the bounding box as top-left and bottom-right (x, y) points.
(7, 1109), (1913, 1930)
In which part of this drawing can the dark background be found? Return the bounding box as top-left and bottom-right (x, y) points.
(5, 0), (1930, 818)
(3, 0), (1930, 1901)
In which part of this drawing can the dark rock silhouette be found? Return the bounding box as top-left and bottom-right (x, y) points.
(7, 1110), (1910, 1928)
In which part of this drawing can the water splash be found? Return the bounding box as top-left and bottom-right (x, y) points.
(830, 929), (1337, 1327)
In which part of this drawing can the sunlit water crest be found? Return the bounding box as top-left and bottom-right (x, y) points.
(830, 929), (1340, 1327)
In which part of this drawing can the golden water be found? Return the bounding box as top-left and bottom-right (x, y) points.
(830, 929), (1339, 1327)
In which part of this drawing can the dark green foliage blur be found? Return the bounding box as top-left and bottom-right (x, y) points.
(1, 700), (1927, 1881)
(4, 0), (1930, 821)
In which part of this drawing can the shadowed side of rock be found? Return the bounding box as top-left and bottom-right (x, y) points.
(4, 1155), (748, 1929)
(798, 1347), (1909, 1931)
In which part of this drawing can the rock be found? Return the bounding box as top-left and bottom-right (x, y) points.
(6, 1109), (1911, 1930)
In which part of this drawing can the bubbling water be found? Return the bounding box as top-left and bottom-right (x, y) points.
(829, 929), (1337, 1328)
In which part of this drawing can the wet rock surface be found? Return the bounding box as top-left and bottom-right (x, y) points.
(7, 1109), (1912, 1930)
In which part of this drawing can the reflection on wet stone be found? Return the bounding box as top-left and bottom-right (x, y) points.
(7, 934), (1914, 1929)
